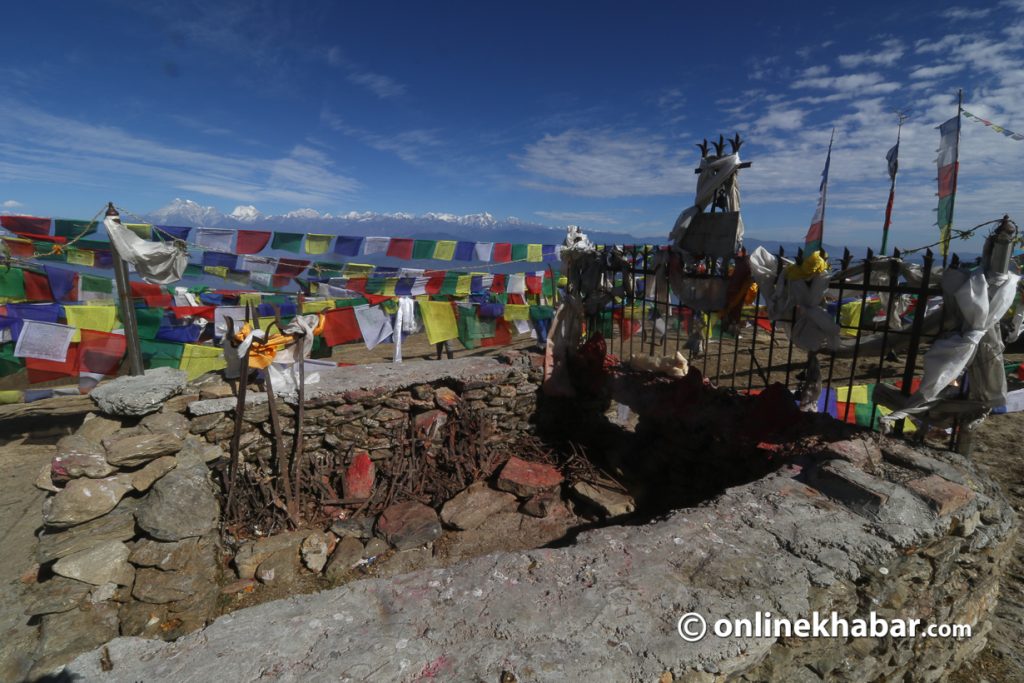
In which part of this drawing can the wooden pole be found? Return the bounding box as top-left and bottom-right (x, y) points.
(943, 90), (963, 268)
(880, 112), (906, 255)
(105, 203), (145, 376)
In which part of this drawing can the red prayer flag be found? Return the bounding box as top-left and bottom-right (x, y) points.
(130, 281), (171, 307)
(78, 330), (126, 376)
(1, 215), (51, 236)
(236, 230), (272, 254)
(493, 243), (512, 263)
(1, 237), (35, 257)
(490, 274), (505, 292)
(386, 238), (414, 260)
(26, 344), (80, 384)
(171, 306), (216, 320)
(425, 270), (445, 295)
(23, 271), (52, 301)
(275, 258), (309, 278)
(481, 318), (513, 347)
(322, 307), (362, 346)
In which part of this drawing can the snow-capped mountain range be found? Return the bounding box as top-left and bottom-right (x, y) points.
(146, 199), (643, 244)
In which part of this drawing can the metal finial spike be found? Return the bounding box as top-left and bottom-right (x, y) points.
(712, 134), (725, 157)
(696, 139), (709, 157)
(729, 133), (743, 154)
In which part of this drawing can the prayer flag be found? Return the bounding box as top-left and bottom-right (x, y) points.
(202, 251), (237, 269)
(54, 219), (97, 239)
(334, 236), (363, 256)
(276, 258), (310, 278)
(178, 343), (227, 381)
(363, 236), (390, 255)
(511, 243), (528, 262)
(322, 307), (362, 346)
(0, 267), (26, 299)
(23, 271), (52, 301)
(236, 230), (271, 254)
(433, 240), (456, 260)
(125, 223), (152, 240)
(1, 215), (50, 236)
(272, 231), (304, 253)
(66, 247), (95, 267)
(493, 243), (512, 263)
(413, 240), (436, 260)
(387, 238), (414, 260)
(454, 241), (475, 261)
(936, 115), (960, 257)
(473, 242), (494, 262)
(804, 130), (834, 255)
(305, 233), (333, 255)
(419, 300), (458, 344)
(156, 225), (191, 241)
(526, 244), (543, 262)
(196, 228), (234, 252)
(2, 237), (35, 258)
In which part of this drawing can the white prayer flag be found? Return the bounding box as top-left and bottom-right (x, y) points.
(196, 228), (234, 252)
(363, 236), (391, 255)
(14, 320), (75, 362)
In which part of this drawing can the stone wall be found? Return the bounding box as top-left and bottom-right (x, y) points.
(22, 356), (1020, 681)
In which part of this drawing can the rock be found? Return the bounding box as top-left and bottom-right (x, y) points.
(35, 462), (60, 492)
(907, 475), (975, 516)
(413, 409), (447, 435)
(520, 490), (563, 518)
(31, 603), (120, 678)
(118, 600), (168, 638)
(822, 436), (882, 470)
(342, 452), (375, 500)
(363, 537), (389, 558)
(324, 536), (363, 580)
(177, 435), (225, 464)
(220, 578), (257, 595)
(200, 382), (234, 400)
(75, 413), (124, 443)
(440, 482), (518, 530)
(161, 392), (200, 414)
(376, 502), (442, 551)
(233, 531), (306, 580)
(330, 516), (375, 540)
(255, 548), (304, 585)
(132, 565), (213, 604)
(103, 432), (183, 468)
(90, 366), (187, 417)
(140, 411), (191, 440)
(129, 538), (205, 571)
(496, 456), (564, 498)
(37, 508), (138, 563)
(434, 386), (460, 411)
(189, 412), (225, 435)
(52, 540), (133, 586)
(570, 481), (636, 517)
(42, 474), (136, 528)
(24, 576), (91, 616)
(135, 459), (219, 541)
(130, 456), (178, 492)
(53, 434), (117, 478)
(301, 531), (332, 573)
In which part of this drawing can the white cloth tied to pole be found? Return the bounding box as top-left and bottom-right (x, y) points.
(104, 216), (187, 285)
(884, 268), (1020, 420)
(669, 153), (745, 250)
(748, 246), (840, 352)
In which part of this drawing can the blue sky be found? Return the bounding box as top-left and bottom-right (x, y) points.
(2, 0), (1024, 251)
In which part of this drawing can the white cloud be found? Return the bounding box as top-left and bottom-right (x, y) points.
(2, 199), (23, 209)
(346, 71), (406, 99)
(0, 101), (362, 206)
(838, 39), (904, 68)
(320, 107), (443, 166)
(792, 72), (900, 96)
(516, 129), (690, 198)
(909, 63), (964, 79)
(801, 65), (829, 78)
(534, 210), (620, 225)
(941, 7), (992, 19)
(754, 106), (809, 132)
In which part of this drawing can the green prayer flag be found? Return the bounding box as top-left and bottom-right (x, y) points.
(310, 335), (332, 359)
(456, 305), (482, 349)
(511, 244), (528, 262)
(412, 240), (436, 260)
(365, 277), (385, 295)
(184, 264), (204, 278)
(440, 272), (460, 296)
(54, 219), (98, 239)
(80, 273), (113, 293)
(0, 343), (24, 377)
(272, 232), (304, 253)
(133, 307), (164, 340)
(0, 268), (26, 299)
(140, 339), (184, 369)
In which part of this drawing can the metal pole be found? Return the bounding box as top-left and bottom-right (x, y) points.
(105, 203), (145, 376)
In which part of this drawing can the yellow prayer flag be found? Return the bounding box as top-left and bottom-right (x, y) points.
(204, 266), (228, 279)
(0, 390), (22, 404)
(239, 292), (262, 307)
(125, 223), (153, 239)
(305, 233), (333, 255)
(526, 244), (543, 262)
(839, 300), (862, 337)
(875, 404), (917, 433)
(64, 305), (118, 343)
(836, 385), (870, 404)
(455, 274), (471, 297)
(301, 300), (333, 314)
(179, 344), (227, 381)
(433, 240), (456, 260)
(382, 279), (397, 297)
(504, 304), (529, 321)
(343, 263), (375, 277)
(419, 300), (458, 344)
(66, 248), (95, 267)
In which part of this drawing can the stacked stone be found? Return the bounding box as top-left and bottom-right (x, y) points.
(28, 368), (224, 677)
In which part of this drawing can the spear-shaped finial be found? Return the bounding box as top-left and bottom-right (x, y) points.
(712, 134), (725, 157)
(729, 133), (743, 154)
(696, 138), (709, 158)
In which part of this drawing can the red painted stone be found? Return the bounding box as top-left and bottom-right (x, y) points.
(343, 452), (375, 500)
(434, 387), (461, 412)
(413, 409), (448, 433)
(907, 475), (974, 516)
(496, 456), (563, 498)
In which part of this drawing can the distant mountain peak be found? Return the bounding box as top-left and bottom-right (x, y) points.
(229, 205), (263, 222)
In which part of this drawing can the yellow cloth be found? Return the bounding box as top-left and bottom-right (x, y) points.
(433, 240), (456, 260)
(179, 344), (227, 380)
(527, 244), (543, 262)
(836, 385), (870, 404)
(64, 305), (118, 343)
(125, 223), (152, 239)
(419, 301), (458, 344)
(455, 274), (471, 297)
(839, 300), (862, 337)
(0, 390), (22, 404)
(305, 234), (333, 255)
(876, 404), (917, 433)
(382, 279), (397, 296)
(301, 300), (333, 313)
(66, 247), (95, 267)
(239, 292), (262, 307)
(343, 263), (374, 277)
(504, 304), (529, 321)
(785, 250), (828, 280)
(204, 265), (228, 279)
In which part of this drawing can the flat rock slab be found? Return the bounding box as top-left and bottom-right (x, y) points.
(376, 501), (441, 550)
(496, 456), (563, 498)
(90, 367), (187, 417)
(42, 475), (135, 528)
(440, 482), (518, 530)
(104, 433), (183, 468)
(52, 540), (132, 586)
(135, 462), (219, 541)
